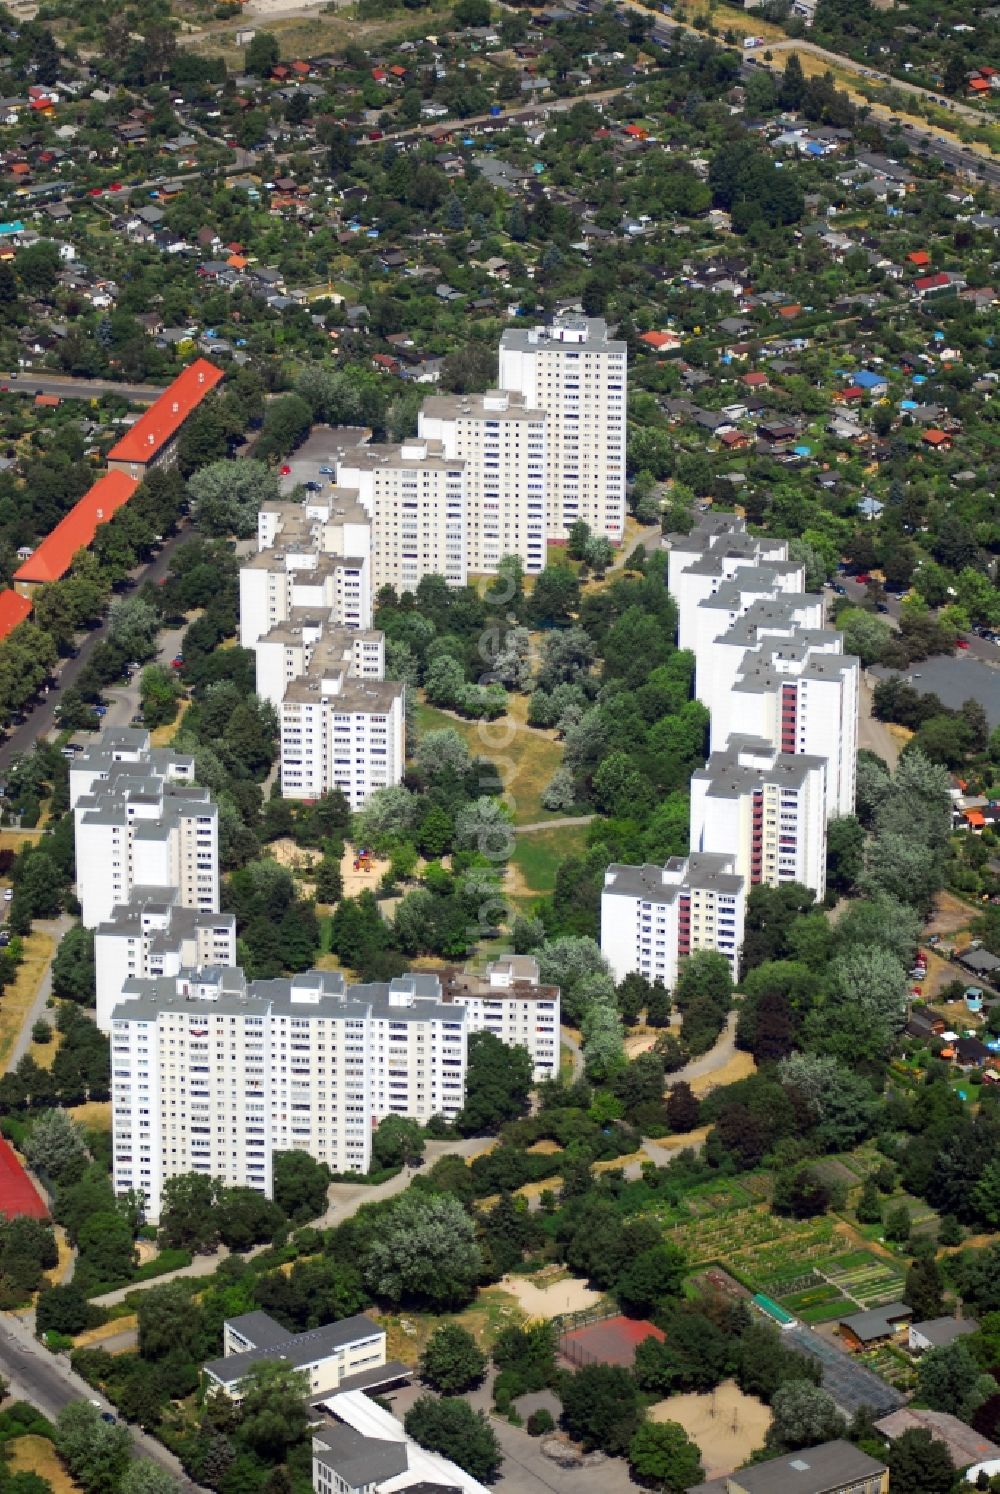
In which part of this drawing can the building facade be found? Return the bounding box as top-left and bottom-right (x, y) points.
(335, 437), (468, 592)
(94, 896), (237, 1033)
(417, 390), (548, 574)
(72, 730), (219, 929)
(441, 956), (560, 1082)
(499, 317), (627, 544)
(601, 853), (745, 986)
(690, 737), (828, 899)
(110, 968), (469, 1217)
(239, 494), (373, 651)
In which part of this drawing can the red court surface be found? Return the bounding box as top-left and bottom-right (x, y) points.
(0, 1135), (49, 1219)
(559, 1314), (665, 1368)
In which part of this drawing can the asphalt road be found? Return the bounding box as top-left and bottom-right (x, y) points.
(0, 1315), (203, 1490)
(0, 374), (166, 403)
(0, 525), (192, 775)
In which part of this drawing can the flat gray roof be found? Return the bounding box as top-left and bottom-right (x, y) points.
(205, 1314), (383, 1385)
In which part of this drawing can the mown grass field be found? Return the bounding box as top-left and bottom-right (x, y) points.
(414, 699), (565, 827)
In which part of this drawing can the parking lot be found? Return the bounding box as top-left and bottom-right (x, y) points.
(276, 424), (371, 497)
(871, 654), (1000, 730)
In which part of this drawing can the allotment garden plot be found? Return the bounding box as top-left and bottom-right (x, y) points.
(658, 1182), (905, 1329)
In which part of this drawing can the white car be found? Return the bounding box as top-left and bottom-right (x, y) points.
(3, 888), (12, 901)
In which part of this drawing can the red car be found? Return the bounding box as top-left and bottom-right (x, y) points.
(280, 464), (292, 476)
(109, 181), (122, 191)
(88, 187), (103, 196)
(171, 655), (184, 669)
(855, 572), (870, 584)
(956, 639), (970, 649)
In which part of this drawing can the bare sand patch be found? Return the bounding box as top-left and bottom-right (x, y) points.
(499, 1273), (603, 1319)
(649, 1380), (771, 1479)
(9, 1437), (80, 1494)
(527, 1139), (563, 1156)
(269, 837), (322, 872)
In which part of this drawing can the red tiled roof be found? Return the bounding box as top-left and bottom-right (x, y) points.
(922, 428), (951, 445)
(0, 590), (32, 642)
(640, 331), (675, 349)
(914, 272), (950, 291)
(0, 1136), (48, 1219)
(14, 470), (139, 584)
(907, 250), (931, 266)
(107, 359), (224, 466)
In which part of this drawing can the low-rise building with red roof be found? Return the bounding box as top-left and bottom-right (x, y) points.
(0, 589), (32, 642)
(107, 358), (224, 478)
(0, 1135), (48, 1219)
(14, 470), (139, 591)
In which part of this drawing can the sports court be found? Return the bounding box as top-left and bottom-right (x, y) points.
(559, 1314), (664, 1368)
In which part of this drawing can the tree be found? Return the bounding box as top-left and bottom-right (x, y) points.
(237, 1361), (310, 1461)
(839, 608), (892, 665)
(674, 950), (732, 1012)
(560, 1364), (642, 1456)
(420, 1324), (486, 1394)
(457, 1030), (532, 1135)
(885, 1427), (955, 1494)
(23, 1109), (89, 1188)
(158, 1173), (218, 1252)
(188, 461), (280, 539)
(107, 596), (159, 661)
(362, 1192), (482, 1309)
(36, 1282), (97, 1337)
(76, 1211), (136, 1290)
(628, 1422), (703, 1492)
(246, 31), (280, 74)
(665, 1081), (700, 1133)
(255, 394), (312, 460)
(917, 1340), (995, 1420)
(856, 1178), (881, 1225)
(766, 1380), (845, 1452)
(371, 1115), (425, 1172)
(772, 1167), (831, 1220)
(404, 1397), (502, 1482)
(616, 1243), (687, 1318)
(904, 1255), (944, 1320)
(272, 1150), (329, 1221)
(137, 1280), (207, 1368)
(55, 1402), (131, 1494)
(118, 1464), (178, 1494)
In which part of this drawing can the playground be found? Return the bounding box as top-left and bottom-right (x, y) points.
(649, 1380), (772, 1478)
(340, 843), (391, 897)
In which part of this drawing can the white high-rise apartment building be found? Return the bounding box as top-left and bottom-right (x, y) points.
(94, 895), (237, 1032)
(417, 390), (548, 574)
(690, 737), (828, 899)
(499, 317), (626, 544)
(669, 515), (858, 822)
(240, 494), (373, 650)
(275, 625), (404, 809)
(336, 438), (467, 592)
(719, 640), (859, 820)
(255, 622), (385, 713)
(601, 853), (745, 987)
(110, 957), (566, 1218)
(440, 956), (560, 1082)
(110, 968), (471, 1219)
(72, 731), (219, 929)
(666, 514), (800, 653)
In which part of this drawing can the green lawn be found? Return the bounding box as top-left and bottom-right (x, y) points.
(414, 698), (567, 826)
(511, 823), (591, 902)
